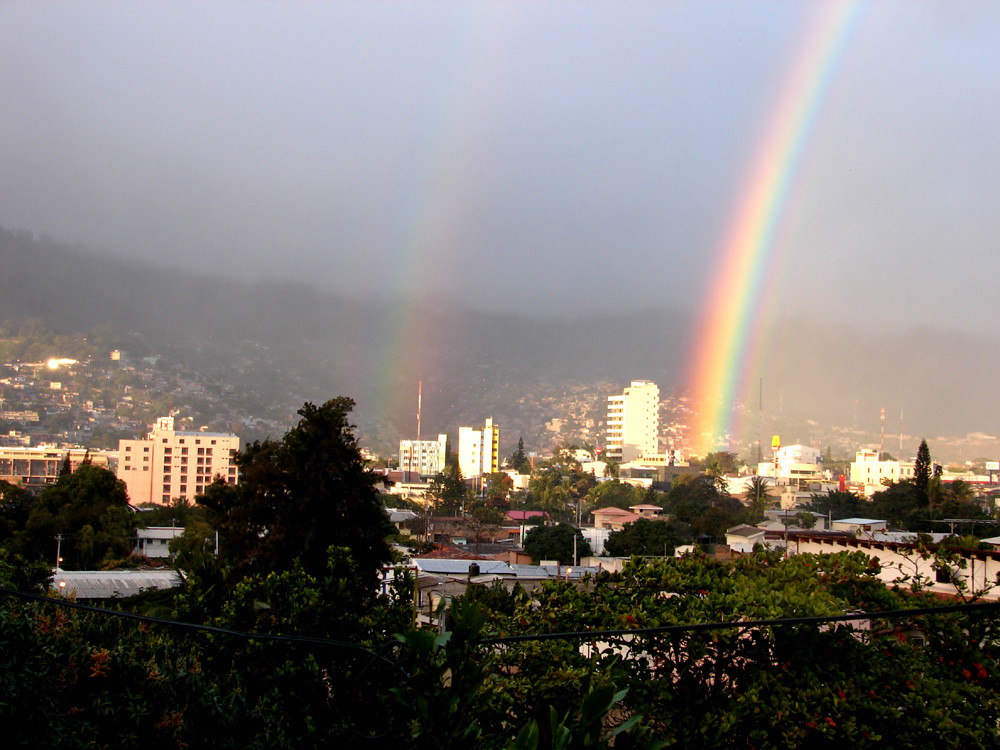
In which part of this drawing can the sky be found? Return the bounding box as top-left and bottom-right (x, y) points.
(3, 0), (999, 332)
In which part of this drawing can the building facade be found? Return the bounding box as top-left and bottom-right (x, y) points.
(399, 433), (448, 476)
(0, 446), (113, 494)
(605, 380), (659, 463)
(458, 418), (499, 479)
(118, 416), (239, 506)
(850, 449), (915, 495)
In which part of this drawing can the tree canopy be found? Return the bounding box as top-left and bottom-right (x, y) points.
(198, 398), (394, 585)
(523, 523), (592, 565)
(603, 517), (687, 557)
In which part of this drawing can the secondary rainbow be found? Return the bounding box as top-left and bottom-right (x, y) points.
(685, 1), (866, 457)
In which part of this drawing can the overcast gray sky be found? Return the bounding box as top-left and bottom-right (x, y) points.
(2, 1), (999, 332)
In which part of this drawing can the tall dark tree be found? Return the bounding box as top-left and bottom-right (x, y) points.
(508, 436), (528, 473)
(199, 398), (394, 584)
(914, 439), (932, 499)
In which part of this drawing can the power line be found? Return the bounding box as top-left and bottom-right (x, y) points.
(5, 583), (1000, 650)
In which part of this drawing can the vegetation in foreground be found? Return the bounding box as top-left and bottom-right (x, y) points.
(1, 399), (999, 748)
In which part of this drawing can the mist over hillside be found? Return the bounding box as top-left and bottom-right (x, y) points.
(1, 226), (996, 463)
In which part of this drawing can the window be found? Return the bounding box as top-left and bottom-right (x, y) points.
(181, 447), (188, 455)
(197, 448), (205, 455)
(164, 447), (171, 454)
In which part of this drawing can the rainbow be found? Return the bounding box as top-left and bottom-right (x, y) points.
(684, 0), (866, 457)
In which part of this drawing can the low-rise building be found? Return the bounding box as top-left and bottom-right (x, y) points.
(850, 449), (915, 495)
(0, 445), (113, 493)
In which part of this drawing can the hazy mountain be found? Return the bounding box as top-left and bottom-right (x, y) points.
(1, 226), (996, 463)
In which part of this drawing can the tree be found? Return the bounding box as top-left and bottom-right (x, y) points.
(744, 475), (774, 522)
(604, 518), (688, 557)
(199, 398), (394, 586)
(426, 464), (469, 515)
(703, 451), (739, 477)
(805, 489), (865, 520)
(523, 523), (592, 565)
(585, 479), (643, 512)
(463, 504), (507, 552)
(484, 472), (514, 507)
(508, 436), (530, 473)
(25, 463), (133, 569)
(914, 439), (932, 500)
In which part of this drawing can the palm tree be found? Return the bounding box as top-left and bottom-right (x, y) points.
(745, 475), (773, 521)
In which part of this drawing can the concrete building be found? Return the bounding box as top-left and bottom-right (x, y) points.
(605, 380), (659, 463)
(0, 445), (113, 494)
(458, 418), (499, 480)
(850, 449), (915, 495)
(118, 416), (239, 506)
(756, 444), (826, 488)
(399, 433), (448, 476)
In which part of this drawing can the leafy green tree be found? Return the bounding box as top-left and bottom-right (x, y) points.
(198, 398), (394, 586)
(664, 474), (730, 525)
(702, 451), (740, 477)
(805, 489), (865, 520)
(870, 480), (926, 530)
(484, 471), (514, 507)
(604, 518), (688, 557)
(427, 464), (470, 515)
(523, 523), (592, 565)
(25, 463), (133, 569)
(585, 479), (643, 512)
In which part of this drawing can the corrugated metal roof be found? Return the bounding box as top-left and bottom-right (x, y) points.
(413, 559), (514, 576)
(51, 569), (182, 599)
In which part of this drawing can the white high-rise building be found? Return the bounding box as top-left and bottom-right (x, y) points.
(399, 434), (448, 476)
(458, 418), (499, 479)
(606, 381), (659, 463)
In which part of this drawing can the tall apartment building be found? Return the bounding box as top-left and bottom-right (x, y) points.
(399, 433), (448, 476)
(458, 418), (499, 479)
(606, 380), (659, 463)
(118, 417), (239, 506)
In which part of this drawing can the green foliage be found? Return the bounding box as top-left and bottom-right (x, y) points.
(585, 479), (643, 512)
(524, 523), (593, 565)
(21, 463), (133, 569)
(199, 398), (394, 586)
(664, 474), (744, 541)
(528, 468), (598, 523)
(805, 489), (865, 520)
(604, 518), (688, 557)
(426, 464), (470, 515)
